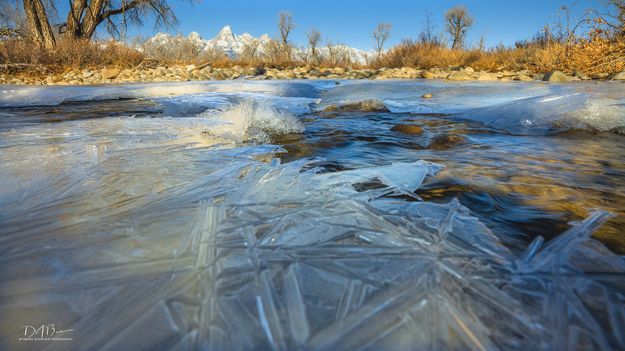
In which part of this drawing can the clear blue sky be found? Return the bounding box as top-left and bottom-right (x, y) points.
(86, 0), (601, 49)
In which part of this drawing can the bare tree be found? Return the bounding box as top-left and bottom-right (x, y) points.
(372, 23), (392, 58)
(603, 0), (625, 34)
(277, 11), (295, 60)
(445, 5), (474, 49)
(23, 0), (56, 48)
(65, 0), (178, 40)
(307, 28), (321, 64)
(418, 9), (435, 44)
(11, 0), (180, 48)
(241, 37), (260, 61)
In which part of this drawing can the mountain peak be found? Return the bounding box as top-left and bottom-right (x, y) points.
(216, 25), (234, 40)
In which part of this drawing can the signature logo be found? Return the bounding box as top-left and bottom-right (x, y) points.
(19, 324), (73, 341)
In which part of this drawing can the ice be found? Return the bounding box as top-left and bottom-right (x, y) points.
(0, 80), (325, 107)
(201, 100), (305, 143)
(1, 82), (625, 350)
(463, 93), (625, 135)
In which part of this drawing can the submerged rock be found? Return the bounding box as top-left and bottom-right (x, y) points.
(422, 93), (433, 99)
(391, 124), (424, 135)
(428, 134), (466, 150)
(321, 99), (390, 115)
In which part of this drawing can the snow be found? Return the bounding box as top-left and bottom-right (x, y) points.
(144, 25), (372, 63)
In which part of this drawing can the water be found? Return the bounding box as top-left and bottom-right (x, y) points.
(1, 80), (625, 350)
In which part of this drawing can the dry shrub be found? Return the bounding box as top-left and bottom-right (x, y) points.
(0, 38), (144, 70)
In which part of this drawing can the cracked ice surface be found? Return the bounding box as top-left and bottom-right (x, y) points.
(1, 85), (625, 350)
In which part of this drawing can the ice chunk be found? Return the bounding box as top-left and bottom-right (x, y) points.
(202, 99), (305, 143)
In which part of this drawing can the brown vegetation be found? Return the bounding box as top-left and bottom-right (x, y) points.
(1, 2), (624, 80)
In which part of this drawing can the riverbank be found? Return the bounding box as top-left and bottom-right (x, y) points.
(2, 64), (625, 86)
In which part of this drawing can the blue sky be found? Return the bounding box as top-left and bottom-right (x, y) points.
(89, 0), (600, 49)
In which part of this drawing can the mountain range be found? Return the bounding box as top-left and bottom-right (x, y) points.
(145, 26), (371, 64)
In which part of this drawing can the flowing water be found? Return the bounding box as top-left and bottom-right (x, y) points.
(1, 80), (625, 350)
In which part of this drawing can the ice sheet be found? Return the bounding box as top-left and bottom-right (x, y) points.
(1, 81), (625, 350)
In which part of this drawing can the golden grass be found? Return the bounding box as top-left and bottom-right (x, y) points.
(1, 25), (623, 77)
(379, 31), (625, 75)
(0, 38), (144, 71)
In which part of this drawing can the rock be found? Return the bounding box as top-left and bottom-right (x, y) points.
(573, 71), (590, 80)
(210, 71), (229, 80)
(309, 69), (324, 77)
(428, 134), (466, 150)
(476, 72), (498, 81)
(348, 70), (372, 79)
(611, 71), (625, 81)
(334, 67), (346, 75)
(463, 66), (475, 73)
(543, 70), (568, 82)
(101, 68), (121, 80)
(391, 124), (424, 135)
(422, 93), (433, 99)
(421, 70), (435, 79)
(515, 74), (534, 81)
(44, 76), (55, 85)
(321, 99), (390, 115)
(244, 66), (264, 76)
(82, 71), (95, 78)
(446, 70), (473, 81)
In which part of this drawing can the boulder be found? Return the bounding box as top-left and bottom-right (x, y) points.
(573, 71), (590, 80)
(309, 69), (325, 77)
(611, 71), (625, 81)
(446, 70), (473, 81)
(543, 70), (568, 82)
(515, 74), (534, 82)
(391, 124), (424, 135)
(101, 68), (121, 80)
(421, 70), (435, 79)
(476, 72), (498, 81)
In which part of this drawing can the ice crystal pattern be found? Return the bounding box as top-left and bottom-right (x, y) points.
(1, 144), (624, 351)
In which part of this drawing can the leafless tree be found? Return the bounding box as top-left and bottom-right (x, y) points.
(23, 0), (56, 48)
(445, 5), (474, 49)
(241, 37), (260, 61)
(65, 0), (178, 40)
(372, 23), (392, 58)
(307, 28), (321, 64)
(277, 11), (295, 60)
(601, 0), (625, 35)
(8, 0), (181, 48)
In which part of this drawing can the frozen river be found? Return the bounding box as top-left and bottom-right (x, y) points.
(1, 80), (625, 350)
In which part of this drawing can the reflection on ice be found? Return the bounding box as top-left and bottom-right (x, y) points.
(1, 80), (625, 350)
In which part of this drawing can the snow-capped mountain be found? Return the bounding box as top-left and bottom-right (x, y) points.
(144, 26), (370, 64)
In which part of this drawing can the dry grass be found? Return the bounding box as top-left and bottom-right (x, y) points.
(0, 38), (144, 71)
(379, 28), (625, 75)
(1, 22), (624, 77)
